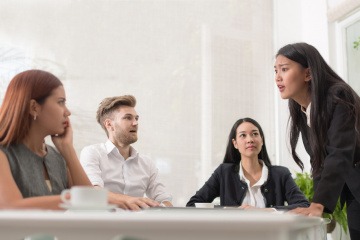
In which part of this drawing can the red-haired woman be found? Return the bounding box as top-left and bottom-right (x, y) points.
(0, 70), (92, 209)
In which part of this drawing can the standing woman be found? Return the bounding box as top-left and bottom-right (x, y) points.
(0, 70), (92, 209)
(274, 42), (360, 238)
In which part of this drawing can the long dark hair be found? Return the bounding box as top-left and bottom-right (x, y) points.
(276, 42), (360, 175)
(223, 118), (271, 169)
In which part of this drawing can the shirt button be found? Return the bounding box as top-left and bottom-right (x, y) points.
(264, 188), (268, 192)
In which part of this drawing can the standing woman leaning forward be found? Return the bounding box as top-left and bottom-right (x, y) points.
(274, 42), (360, 239)
(0, 70), (92, 209)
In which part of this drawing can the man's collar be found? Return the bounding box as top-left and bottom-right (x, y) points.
(105, 139), (139, 159)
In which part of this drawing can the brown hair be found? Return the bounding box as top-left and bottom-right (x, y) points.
(0, 70), (63, 146)
(96, 95), (136, 135)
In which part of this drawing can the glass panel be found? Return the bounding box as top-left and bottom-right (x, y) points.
(0, 47), (30, 102)
(0, 0), (275, 207)
(346, 19), (360, 94)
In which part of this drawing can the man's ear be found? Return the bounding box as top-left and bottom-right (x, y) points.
(104, 119), (114, 132)
(305, 68), (312, 82)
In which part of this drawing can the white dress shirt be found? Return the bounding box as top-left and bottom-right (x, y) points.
(239, 160), (268, 208)
(80, 140), (172, 203)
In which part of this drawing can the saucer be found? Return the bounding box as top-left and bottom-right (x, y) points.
(59, 203), (117, 211)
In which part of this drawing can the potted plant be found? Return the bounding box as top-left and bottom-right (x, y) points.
(354, 36), (360, 50)
(294, 172), (348, 235)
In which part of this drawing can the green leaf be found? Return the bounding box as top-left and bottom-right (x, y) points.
(294, 172), (348, 234)
(354, 36), (360, 50)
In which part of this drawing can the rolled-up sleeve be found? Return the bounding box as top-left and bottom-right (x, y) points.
(145, 157), (172, 203)
(80, 146), (104, 188)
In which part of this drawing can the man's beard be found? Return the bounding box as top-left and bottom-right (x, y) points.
(116, 132), (138, 145)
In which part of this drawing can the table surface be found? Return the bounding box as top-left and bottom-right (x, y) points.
(0, 208), (327, 240)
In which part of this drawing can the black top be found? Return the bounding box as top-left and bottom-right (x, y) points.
(186, 163), (310, 210)
(300, 103), (360, 213)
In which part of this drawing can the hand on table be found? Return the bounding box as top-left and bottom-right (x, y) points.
(110, 192), (159, 211)
(289, 202), (324, 217)
(238, 204), (275, 212)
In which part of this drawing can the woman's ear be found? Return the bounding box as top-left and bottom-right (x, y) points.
(305, 68), (312, 82)
(29, 99), (39, 120)
(232, 138), (238, 149)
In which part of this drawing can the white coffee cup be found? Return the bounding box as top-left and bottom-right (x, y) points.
(60, 186), (108, 207)
(194, 202), (214, 208)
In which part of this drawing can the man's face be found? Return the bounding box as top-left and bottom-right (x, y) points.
(107, 106), (139, 146)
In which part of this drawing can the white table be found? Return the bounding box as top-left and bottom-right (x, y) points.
(0, 208), (326, 240)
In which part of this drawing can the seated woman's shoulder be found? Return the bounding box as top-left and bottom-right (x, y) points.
(268, 165), (291, 174)
(218, 162), (238, 172)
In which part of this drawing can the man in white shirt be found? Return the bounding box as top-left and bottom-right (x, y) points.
(80, 95), (172, 210)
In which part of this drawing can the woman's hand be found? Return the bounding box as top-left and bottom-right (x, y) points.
(51, 119), (74, 157)
(160, 201), (173, 207)
(289, 202), (324, 217)
(238, 204), (256, 210)
(238, 204), (275, 212)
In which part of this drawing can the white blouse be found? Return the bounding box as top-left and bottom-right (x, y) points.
(239, 160), (268, 208)
(301, 102), (312, 127)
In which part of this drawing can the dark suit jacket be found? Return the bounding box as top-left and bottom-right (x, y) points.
(301, 103), (360, 213)
(186, 163), (309, 210)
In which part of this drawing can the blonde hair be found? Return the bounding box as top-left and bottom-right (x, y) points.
(96, 95), (136, 135)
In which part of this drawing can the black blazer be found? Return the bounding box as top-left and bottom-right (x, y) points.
(186, 163), (309, 210)
(301, 103), (360, 213)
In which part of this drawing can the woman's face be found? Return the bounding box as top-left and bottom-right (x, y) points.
(274, 55), (311, 104)
(36, 86), (71, 135)
(232, 122), (263, 159)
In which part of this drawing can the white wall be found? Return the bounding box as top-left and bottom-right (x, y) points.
(0, 0), (275, 206)
(2, 0), (351, 208)
(273, 0), (329, 174)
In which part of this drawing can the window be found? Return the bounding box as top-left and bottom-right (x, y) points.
(335, 8), (360, 93)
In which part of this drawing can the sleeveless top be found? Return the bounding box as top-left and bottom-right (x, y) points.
(0, 144), (68, 197)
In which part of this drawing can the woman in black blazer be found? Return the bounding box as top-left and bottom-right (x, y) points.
(274, 42), (360, 239)
(186, 118), (309, 210)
